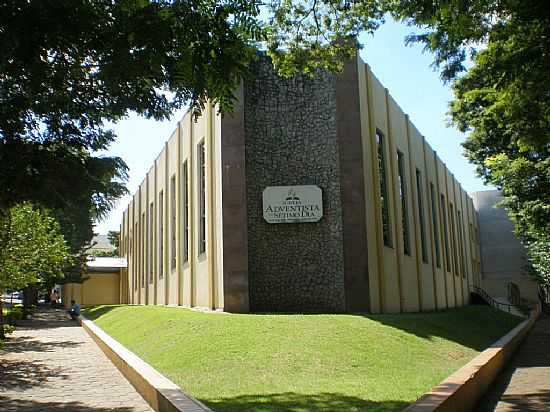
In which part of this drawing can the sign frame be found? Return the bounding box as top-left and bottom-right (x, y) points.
(262, 185), (323, 224)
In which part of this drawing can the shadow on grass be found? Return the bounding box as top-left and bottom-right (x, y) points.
(204, 392), (408, 412)
(249, 305), (523, 352)
(82, 304), (121, 320)
(85, 304), (523, 353)
(360, 305), (523, 352)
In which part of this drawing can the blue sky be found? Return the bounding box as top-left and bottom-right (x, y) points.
(94, 18), (492, 235)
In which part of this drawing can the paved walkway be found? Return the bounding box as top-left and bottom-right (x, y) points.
(0, 307), (153, 412)
(476, 314), (550, 412)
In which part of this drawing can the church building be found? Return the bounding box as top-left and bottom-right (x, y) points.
(119, 55), (483, 314)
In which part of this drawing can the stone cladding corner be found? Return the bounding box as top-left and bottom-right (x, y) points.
(243, 56), (346, 312)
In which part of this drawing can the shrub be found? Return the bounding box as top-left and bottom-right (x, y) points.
(4, 307), (23, 325)
(2, 324), (15, 336)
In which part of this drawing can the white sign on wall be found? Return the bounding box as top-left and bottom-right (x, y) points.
(263, 185), (323, 224)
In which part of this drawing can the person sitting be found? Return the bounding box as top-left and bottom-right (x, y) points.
(50, 289), (58, 307)
(68, 300), (81, 321)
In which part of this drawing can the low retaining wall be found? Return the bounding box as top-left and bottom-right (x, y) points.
(80, 316), (212, 412)
(403, 305), (541, 412)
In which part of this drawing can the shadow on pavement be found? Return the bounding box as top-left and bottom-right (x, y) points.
(15, 307), (80, 330)
(0, 396), (139, 412)
(0, 359), (70, 390)
(2, 334), (83, 354)
(476, 315), (550, 411)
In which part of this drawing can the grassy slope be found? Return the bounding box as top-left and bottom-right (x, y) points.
(83, 305), (521, 412)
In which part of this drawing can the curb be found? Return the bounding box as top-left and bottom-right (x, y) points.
(403, 304), (541, 412)
(79, 316), (212, 412)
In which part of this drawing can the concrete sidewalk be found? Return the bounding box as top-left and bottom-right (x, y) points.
(0, 307), (153, 412)
(476, 314), (550, 411)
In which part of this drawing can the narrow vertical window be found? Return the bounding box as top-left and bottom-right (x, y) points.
(376, 130), (392, 247)
(416, 169), (428, 263)
(159, 190), (164, 278)
(457, 210), (466, 278)
(181, 161), (189, 263)
(170, 174), (176, 270)
(430, 184), (441, 268)
(469, 223), (475, 255)
(141, 212), (145, 285)
(149, 202), (154, 282)
(440, 194), (451, 272)
(450, 203), (458, 275)
(397, 151), (410, 255)
(134, 222), (138, 290)
(198, 141), (206, 255)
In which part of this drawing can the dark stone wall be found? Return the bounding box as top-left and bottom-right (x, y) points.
(336, 61), (370, 312)
(244, 56), (346, 312)
(220, 85), (250, 313)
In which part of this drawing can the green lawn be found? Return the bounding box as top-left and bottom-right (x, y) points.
(83, 305), (522, 412)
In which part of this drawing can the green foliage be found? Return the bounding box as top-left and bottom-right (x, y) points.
(266, 0), (385, 75)
(3, 324), (15, 336)
(409, 0), (550, 285)
(85, 305), (521, 412)
(0, 0), (262, 137)
(386, 0), (550, 286)
(0, 203), (71, 291)
(107, 230), (120, 256)
(0, 140), (129, 255)
(0, 0), (264, 262)
(526, 234), (550, 287)
(264, 0), (550, 286)
(90, 250), (118, 258)
(4, 307), (23, 326)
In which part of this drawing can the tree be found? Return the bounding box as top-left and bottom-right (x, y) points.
(265, 0), (384, 75)
(390, 0), (550, 287)
(0, 203), (71, 338)
(0, 0), (262, 146)
(0, 0), (263, 261)
(107, 231), (120, 256)
(0, 140), (128, 255)
(264, 0), (550, 288)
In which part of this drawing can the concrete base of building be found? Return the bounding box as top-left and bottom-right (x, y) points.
(80, 315), (211, 412)
(63, 271), (121, 308)
(403, 304), (541, 412)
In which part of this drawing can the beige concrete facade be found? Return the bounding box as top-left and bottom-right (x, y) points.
(120, 56), (482, 313)
(121, 108), (225, 311)
(63, 272), (120, 308)
(357, 60), (481, 313)
(473, 190), (539, 303)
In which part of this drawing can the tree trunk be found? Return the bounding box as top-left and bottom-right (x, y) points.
(22, 286), (31, 319)
(0, 295), (5, 340)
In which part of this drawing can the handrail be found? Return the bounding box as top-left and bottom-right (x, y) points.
(470, 285), (521, 314)
(508, 282), (521, 306)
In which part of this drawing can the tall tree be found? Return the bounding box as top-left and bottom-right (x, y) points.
(1, 0), (262, 258)
(0, 0), (262, 146)
(389, 0), (550, 287)
(0, 140), (128, 254)
(0, 203), (70, 338)
(107, 231), (120, 256)
(265, 0), (550, 288)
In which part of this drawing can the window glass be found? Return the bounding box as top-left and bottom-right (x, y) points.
(397, 151), (410, 255)
(159, 191), (164, 278)
(198, 142), (206, 255)
(376, 130), (392, 247)
(416, 169), (428, 263)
